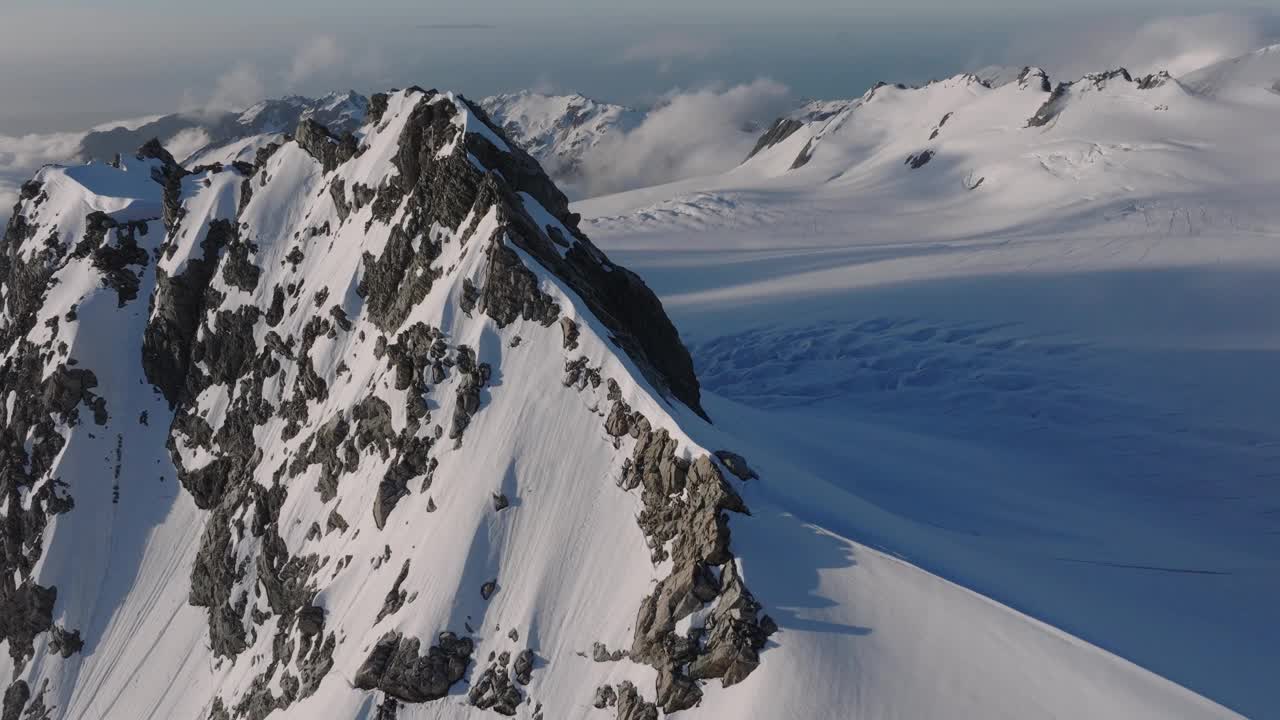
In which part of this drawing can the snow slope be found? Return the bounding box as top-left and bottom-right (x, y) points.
(578, 53), (1280, 719)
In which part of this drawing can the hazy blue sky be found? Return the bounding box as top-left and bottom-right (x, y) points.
(0, 3), (1276, 132)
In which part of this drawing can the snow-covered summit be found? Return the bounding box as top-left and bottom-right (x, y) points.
(1179, 44), (1280, 101)
(0, 86), (784, 719)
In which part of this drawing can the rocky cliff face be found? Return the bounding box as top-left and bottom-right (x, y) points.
(0, 86), (772, 719)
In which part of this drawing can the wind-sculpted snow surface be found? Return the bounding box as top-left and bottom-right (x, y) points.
(579, 52), (1280, 719)
(0, 87), (778, 719)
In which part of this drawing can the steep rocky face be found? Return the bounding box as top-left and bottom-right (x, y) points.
(0, 85), (770, 719)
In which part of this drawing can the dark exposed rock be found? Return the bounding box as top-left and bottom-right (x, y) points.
(295, 118), (358, 173)
(376, 560), (411, 622)
(14, 680), (50, 720)
(368, 93), (391, 125)
(1018, 66), (1053, 93)
(48, 625), (84, 658)
(906, 150), (934, 169)
(592, 642), (626, 662)
(714, 450), (759, 481)
(354, 631), (474, 703)
(656, 666), (702, 713)
(359, 224), (441, 332)
(1028, 82), (1072, 127)
(325, 508), (349, 535)
(566, 392), (773, 707)
(89, 219), (151, 306)
(373, 695), (400, 720)
(1, 680), (28, 720)
(512, 648), (535, 685)
(0, 579), (56, 669)
(1137, 71), (1172, 90)
(480, 579), (498, 601)
(448, 346), (489, 442)
(476, 231), (560, 329)
(746, 117), (804, 161)
(614, 681), (659, 720)
(593, 684), (618, 709)
(330, 178), (350, 223)
(297, 605), (326, 637)
(143, 214), (234, 407)
(265, 286), (286, 326)
(207, 697), (230, 720)
(492, 492), (510, 511)
(687, 561), (775, 687)
(468, 658), (523, 715)
(220, 222), (261, 292)
(791, 139), (816, 169)
(559, 316), (580, 350)
(460, 278), (479, 316)
(41, 365), (107, 425)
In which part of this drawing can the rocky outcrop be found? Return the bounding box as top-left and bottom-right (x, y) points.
(143, 214), (235, 407)
(614, 681), (659, 720)
(1, 681), (28, 720)
(581, 388), (775, 713)
(746, 117), (804, 161)
(0, 579), (55, 668)
(1018, 67), (1053, 93)
(715, 450), (758, 481)
(468, 648), (536, 715)
(906, 150), (934, 169)
(295, 118), (358, 174)
(353, 631), (474, 703)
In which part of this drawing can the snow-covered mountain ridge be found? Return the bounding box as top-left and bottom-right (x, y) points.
(0, 50), (1269, 720)
(0, 87), (779, 719)
(75, 91), (370, 169)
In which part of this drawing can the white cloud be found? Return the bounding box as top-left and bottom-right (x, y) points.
(286, 36), (346, 87)
(1008, 13), (1265, 81)
(1125, 14), (1261, 77)
(577, 79), (790, 197)
(208, 63), (266, 111)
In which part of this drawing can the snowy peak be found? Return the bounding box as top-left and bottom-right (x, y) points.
(1179, 44), (1280, 100)
(479, 91), (642, 184)
(1027, 68), (1179, 128)
(0, 84), (774, 719)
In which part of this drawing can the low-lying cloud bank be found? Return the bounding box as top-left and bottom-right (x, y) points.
(575, 79), (790, 198)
